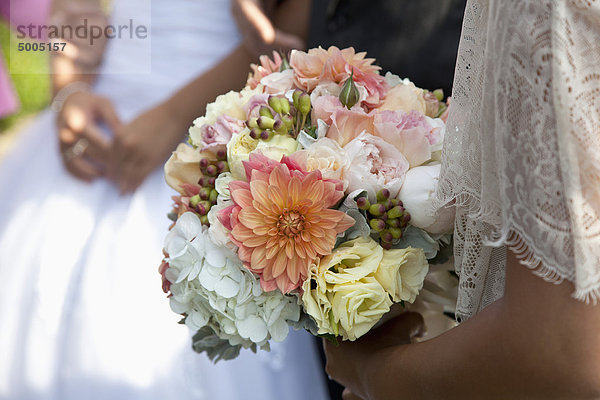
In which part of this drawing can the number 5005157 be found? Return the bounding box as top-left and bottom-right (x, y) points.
(17, 42), (67, 52)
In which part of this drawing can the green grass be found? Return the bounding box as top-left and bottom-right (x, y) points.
(0, 21), (51, 132)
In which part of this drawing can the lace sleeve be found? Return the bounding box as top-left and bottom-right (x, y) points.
(435, 0), (600, 320)
(552, 1), (600, 300)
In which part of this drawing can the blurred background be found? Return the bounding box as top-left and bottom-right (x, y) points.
(0, 20), (50, 155)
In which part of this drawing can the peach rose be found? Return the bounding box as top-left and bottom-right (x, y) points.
(379, 81), (426, 114)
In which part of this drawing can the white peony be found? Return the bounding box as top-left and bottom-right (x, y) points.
(164, 212), (301, 348)
(398, 164), (455, 234)
(343, 132), (409, 202)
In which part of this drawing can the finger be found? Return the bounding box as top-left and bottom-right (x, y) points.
(116, 156), (141, 195)
(63, 154), (104, 182)
(80, 124), (111, 164)
(342, 388), (364, 400)
(95, 97), (122, 131)
(240, 0), (276, 42)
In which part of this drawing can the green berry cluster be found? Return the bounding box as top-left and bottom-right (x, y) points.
(246, 90), (312, 140)
(357, 189), (412, 250)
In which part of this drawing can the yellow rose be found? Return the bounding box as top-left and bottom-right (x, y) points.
(190, 86), (263, 147)
(375, 247), (429, 303)
(164, 143), (212, 194)
(301, 237), (393, 341)
(227, 129), (300, 180)
(379, 81), (426, 115)
(331, 276), (392, 340)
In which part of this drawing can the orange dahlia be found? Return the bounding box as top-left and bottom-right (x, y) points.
(219, 153), (355, 293)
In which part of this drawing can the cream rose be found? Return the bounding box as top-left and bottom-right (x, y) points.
(301, 237), (393, 341)
(374, 247), (429, 303)
(227, 129), (301, 181)
(291, 138), (350, 189)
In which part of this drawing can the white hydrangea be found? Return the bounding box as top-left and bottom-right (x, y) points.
(164, 212), (301, 349)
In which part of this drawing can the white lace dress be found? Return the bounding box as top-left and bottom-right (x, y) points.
(436, 0), (600, 321)
(0, 1), (329, 399)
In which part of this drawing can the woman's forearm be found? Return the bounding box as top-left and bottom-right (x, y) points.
(50, 0), (106, 94)
(364, 251), (600, 400)
(162, 44), (255, 139)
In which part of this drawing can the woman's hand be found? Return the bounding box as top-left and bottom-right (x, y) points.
(324, 312), (425, 400)
(57, 91), (121, 181)
(108, 103), (186, 194)
(231, 0), (305, 57)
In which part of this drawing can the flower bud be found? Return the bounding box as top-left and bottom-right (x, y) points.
(298, 93), (311, 115)
(382, 199), (394, 210)
(247, 118), (259, 129)
(376, 188), (391, 202)
(189, 194), (201, 208)
(401, 213), (411, 226)
(381, 241), (393, 250)
(387, 206), (404, 219)
(199, 158), (209, 169)
(279, 54), (290, 71)
(380, 230), (393, 243)
(292, 89), (302, 107)
(339, 71), (360, 109)
(356, 197), (370, 210)
(433, 89), (444, 102)
(249, 128), (261, 140)
(199, 187), (211, 201)
(208, 177), (216, 187)
(216, 149), (227, 161)
(386, 218), (402, 228)
(369, 218), (386, 232)
(257, 116), (275, 130)
(268, 96), (283, 114)
(279, 97), (291, 115)
(259, 106), (274, 119)
(260, 130), (274, 141)
(206, 165), (218, 177)
(273, 119), (285, 132)
(389, 227), (403, 240)
(198, 201), (211, 215)
(200, 215), (210, 225)
(369, 203), (386, 217)
(282, 114), (294, 130)
(216, 161), (229, 173)
(198, 176), (207, 187)
(209, 189), (218, 204)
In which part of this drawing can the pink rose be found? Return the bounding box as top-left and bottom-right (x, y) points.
(244, 94), (270, 120)
(191, 115), (245, 154)
(343, 132), (409, 201)
(311, 95), (343, 125)
(373, 110), (434, 167)
(326, 106), (375, 147)
(290, 46), (388, 108)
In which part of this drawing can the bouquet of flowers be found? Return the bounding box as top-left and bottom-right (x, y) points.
(159, 46), (456, 362)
